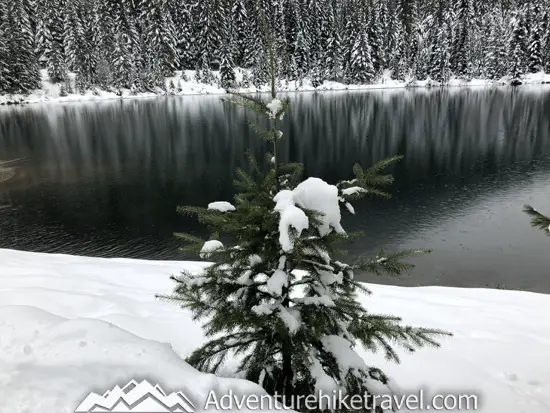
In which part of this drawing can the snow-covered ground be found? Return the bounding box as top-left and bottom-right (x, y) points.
(1, 248), (549, 412)
(2, 69), (550, 106)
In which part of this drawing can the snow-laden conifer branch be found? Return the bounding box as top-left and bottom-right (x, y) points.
(348, 314), (451, 363)
(221, 91), (268, 114)
(173, 232), (205, 250)
(355, 249), (431, 277)
(523, 204), (550, 235)
(337, 156), (403, 203)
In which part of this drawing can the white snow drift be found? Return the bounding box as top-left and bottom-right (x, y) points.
(0, 248), (549, 412)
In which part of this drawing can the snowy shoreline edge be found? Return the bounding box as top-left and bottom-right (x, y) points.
(2, 69), (550, 107)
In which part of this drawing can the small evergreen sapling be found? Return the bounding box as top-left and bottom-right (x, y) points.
(159, 35), (451, 412)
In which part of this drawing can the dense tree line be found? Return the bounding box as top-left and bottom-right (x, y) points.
(1, 0), (550, 94)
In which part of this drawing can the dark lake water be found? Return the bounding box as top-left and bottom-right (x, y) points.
(1, 87), (550, 293)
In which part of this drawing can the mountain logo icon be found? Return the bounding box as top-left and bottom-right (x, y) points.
(74, 379), (196, 412)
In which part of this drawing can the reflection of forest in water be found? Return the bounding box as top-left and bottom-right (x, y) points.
(1, 88), (549, 189)
(0, 88), (550, 292)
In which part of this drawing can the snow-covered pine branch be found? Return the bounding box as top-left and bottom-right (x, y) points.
(523, 204), (550, 235)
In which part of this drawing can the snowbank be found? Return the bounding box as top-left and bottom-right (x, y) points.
(0, 248), (549, 412)
(0, 250), (283, 412)
(2, 69), (550, 106)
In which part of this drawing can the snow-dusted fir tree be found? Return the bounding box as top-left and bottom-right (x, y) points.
(173, 1), (193, 70)
(112, 31), (132, 89)
(428, 20), (451, 83)
(542, 11), (550, 73)
(411, 15), (431, 81)
(377, 0), (390, 63)
(322, 4), (344, 82)
(387, 3), (406, 81)
(450, 0), (474, 78)
(194, 0), (223, 71)
(324, 29), (343, 82)
(43, 0), (67, 83)
(79, 0), (102, 89)
(0, 0), (10, 93)
(527, 3), (543, 73)
(141, 0), (179, 76)
(219, 40), (236, 90)
(218, 0), (236, 90)
(34, 0), (50, 66)
(7, 0), (41, 93)
(349, 24), (375, 84)
(509, 12), (526, 86)
(159, 29), (450, 413)
(368, 7), (385, 75)
(231, 0), (248, 66)
(293, 28), (309, 83)
(485, 11), (509, 80)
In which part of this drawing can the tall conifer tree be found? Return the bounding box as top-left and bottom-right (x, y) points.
(7, 0), (41, 93)
(0, 0), (11, 93)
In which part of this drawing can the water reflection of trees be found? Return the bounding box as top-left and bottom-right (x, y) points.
(0, 88), (549, 259)
(1, 88), (549, 188)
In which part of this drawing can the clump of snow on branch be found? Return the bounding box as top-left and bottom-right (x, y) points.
(342, 186), (368, 196)
(278, 306), (301, 334)
(248, 254), (262, 266)
(236, 271), (253, 286)
(319, 269), (344, 285)
(266, 269), (289, 296)
(320, 335), (367, 376)
(273, 191), (309, 252)
(266, 98), (284, 120)
(199, 240), (224, 259)
(273, 178), (345, 252)
(252, 303), (275, 316)
(183, 274), (209, 287)
(309, 349), (339, 394)
(293, 178), (345, 236)
(345, 202), (355, 214)
(207, 201), (235, 212)
(293, 295), (335, 307)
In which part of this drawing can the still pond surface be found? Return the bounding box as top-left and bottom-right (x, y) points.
(1, 87), (550, 293)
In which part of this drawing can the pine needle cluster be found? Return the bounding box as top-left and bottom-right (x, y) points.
(523, 204), (550, 235)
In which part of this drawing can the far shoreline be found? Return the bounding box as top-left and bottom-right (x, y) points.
(2, 68), (550, 107)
